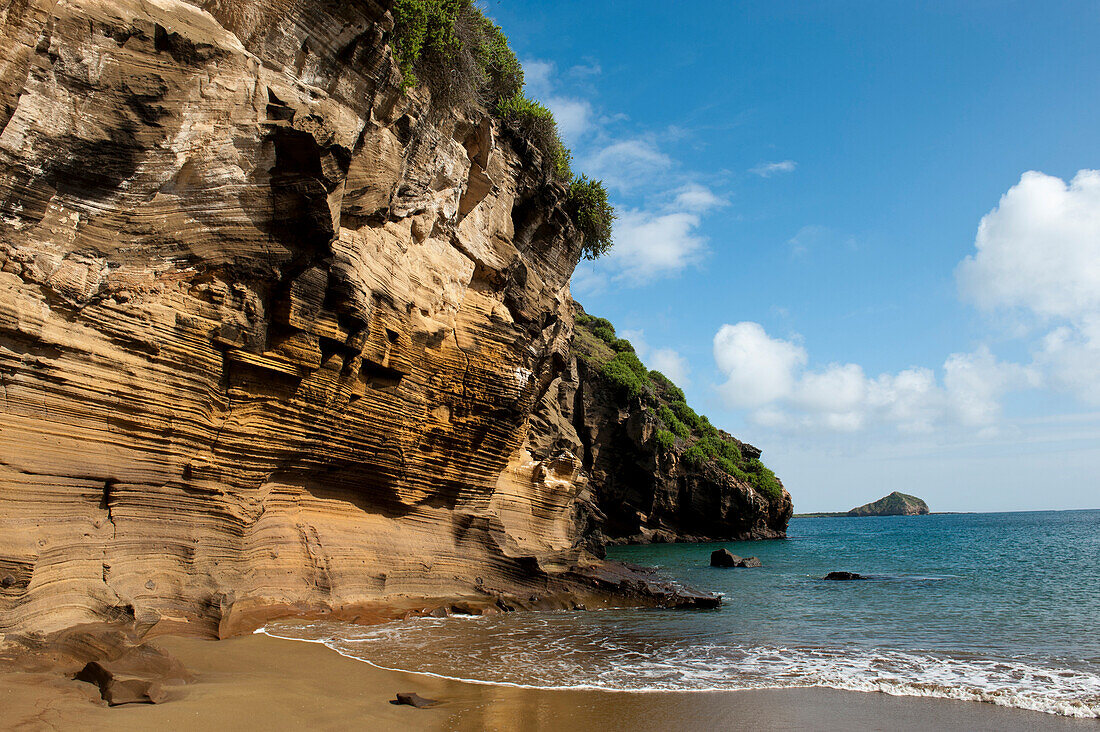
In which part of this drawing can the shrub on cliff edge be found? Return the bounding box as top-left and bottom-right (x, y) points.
(569, 175), (615, 260)
(497, 92), (573, 180)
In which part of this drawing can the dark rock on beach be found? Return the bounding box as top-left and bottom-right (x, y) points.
(392, 692), (440, 708)
(75, 661), (167, 706)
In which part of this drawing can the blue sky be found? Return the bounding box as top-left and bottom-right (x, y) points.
(486, 1), (1100, 512)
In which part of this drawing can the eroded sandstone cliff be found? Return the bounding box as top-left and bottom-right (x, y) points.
(0, 0), (775, 639)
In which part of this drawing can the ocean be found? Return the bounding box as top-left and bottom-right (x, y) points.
(263, 510), (1100, 718)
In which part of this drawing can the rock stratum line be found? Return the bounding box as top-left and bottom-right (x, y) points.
(0, 0), (786, 642)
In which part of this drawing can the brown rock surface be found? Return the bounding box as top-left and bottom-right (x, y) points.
(0, 0), (736, 639)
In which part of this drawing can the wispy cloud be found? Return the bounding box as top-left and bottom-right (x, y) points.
(750, 160), (797, 177)
(520, 58), (730, 290)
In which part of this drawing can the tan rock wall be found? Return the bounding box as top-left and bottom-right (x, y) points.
(0, 0), (592, 635)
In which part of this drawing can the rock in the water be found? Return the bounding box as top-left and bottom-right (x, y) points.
(392, 692), (440, 708)
(710, 549), (762, 568)
(848, 492), (929, 517)
(824, 571), (865, 581)
(711, 549), (742, 567)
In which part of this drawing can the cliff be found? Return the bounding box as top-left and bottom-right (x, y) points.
(529, 307), (791, 545)
(848, 492), (929, 517)
(0, 0), (775, 640)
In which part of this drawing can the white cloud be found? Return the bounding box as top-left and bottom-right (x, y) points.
(546, 97), (592, 144)
(651, 349), (691, 386)
(607, 209), (706, 284)
(584, 139), (672, 192)
(1036, 322), (1100, 404)
(958, 170), (1100, 321)
(569, 62), (602, 78)
(713, 323), (1030, 434)
(672, 183), (726, 213)
(943, 346), (1036, 426)
(957, 169), (1100, 404)
(750, 160), (797, 177)
(714, 323), (806, 409)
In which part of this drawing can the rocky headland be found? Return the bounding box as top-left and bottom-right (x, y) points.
(0, 0), (787, 678)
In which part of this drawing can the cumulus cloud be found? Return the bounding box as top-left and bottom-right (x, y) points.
(750, 160), (797, 177)
(957, 169), (1100, 404)
(958, 170), (1100, 320)
(546, 97), (593, 144)
(606, 210), (706, 284)
(713, 323), (1028, 434)
(714, 323), (807, 409)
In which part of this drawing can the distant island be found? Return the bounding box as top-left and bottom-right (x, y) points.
(795, 491), (931, 518)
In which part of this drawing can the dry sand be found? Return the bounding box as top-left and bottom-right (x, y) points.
(1, 632), (1096, 731)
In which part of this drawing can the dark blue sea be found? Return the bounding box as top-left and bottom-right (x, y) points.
(264, 510), (1100, 718)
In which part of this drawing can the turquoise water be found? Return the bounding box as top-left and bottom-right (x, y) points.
(264, 510), (1100, 718)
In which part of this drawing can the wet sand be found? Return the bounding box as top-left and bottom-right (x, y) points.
(1, 632), (1096, 731)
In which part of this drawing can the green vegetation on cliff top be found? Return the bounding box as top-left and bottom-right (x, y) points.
(390, 0), (615, 260)
(575, 308), (784, 502)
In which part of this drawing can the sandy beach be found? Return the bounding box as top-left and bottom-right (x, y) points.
(1, 632), (1095, 731)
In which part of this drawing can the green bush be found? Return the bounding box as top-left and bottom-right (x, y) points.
(697, 414), (720, 438)
(716, 457), (749, 481)
(649, 371), (685, 403)
(683, 444), (707, 468)
(669, 400), (703, 432)
(461, 12), (523, 103)
(591, 324), (616, 344)
(697, 435), (742, 464)
(657, 406), (690, 440)
(569, 175), (615, 260)
(745, 458), (783, 501)
(390, 0), (465, 90)
(655, 429), (676, 453)
(601, 351), (651, 401)
(610, 338), (635, 353)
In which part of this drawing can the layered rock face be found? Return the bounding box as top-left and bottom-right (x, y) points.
(0, 0), (626, 636)
(0, 0), (775, 638)
(529, 355), (792, 546)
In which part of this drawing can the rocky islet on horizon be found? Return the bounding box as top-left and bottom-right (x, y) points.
(847, 492), (930, 517)
(0, 0), (787, 662)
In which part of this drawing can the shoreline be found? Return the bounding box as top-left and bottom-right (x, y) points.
(3, 631), (1096, 731)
